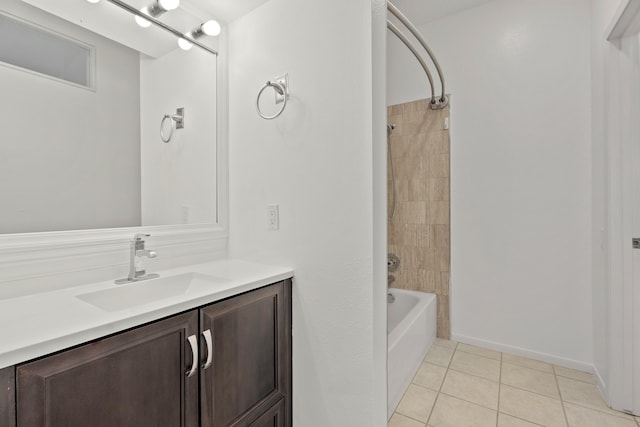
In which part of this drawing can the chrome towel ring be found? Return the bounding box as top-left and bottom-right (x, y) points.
(256, 74), (289, 120)
(160, 107), (185, 143)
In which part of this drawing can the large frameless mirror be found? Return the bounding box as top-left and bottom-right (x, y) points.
(0, 0), (220, 234)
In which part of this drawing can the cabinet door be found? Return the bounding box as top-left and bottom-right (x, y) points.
(0, 366), (15, 427)
(248, 399), (285, 427)
(200, 280), (291, 427)
(17, 311), (199, 427)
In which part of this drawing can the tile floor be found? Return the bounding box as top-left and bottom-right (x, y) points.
(389, 339), (640, 427)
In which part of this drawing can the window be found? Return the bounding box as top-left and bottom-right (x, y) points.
(0, 12), (95, 89)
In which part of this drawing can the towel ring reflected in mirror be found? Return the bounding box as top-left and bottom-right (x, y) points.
(160, 107), (185, 143)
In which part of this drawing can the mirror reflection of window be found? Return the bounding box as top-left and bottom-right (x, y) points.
(0, 12), (94, 88)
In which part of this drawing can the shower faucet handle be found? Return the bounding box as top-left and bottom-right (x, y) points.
(388, 253), (401, 272)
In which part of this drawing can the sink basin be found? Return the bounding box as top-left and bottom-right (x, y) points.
(77, 273), (228, 312)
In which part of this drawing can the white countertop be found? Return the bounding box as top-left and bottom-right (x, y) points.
(0, 259), (293, 369)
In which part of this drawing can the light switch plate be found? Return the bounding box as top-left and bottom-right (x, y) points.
(267, 204), (279, 230)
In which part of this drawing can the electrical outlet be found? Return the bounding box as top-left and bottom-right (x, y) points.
(182, 205), (191, 224)
(266, 204), (279, 230)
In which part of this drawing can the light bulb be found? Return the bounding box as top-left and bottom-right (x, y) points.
(201, 20), (221, 36)
(158, 0), (180, 11)
(178, 38), (193, 50)
(86, 0), (100, 3)
(135, 7), (151, 28)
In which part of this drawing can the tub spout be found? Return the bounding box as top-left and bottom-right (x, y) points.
(388, 274), (396, 285)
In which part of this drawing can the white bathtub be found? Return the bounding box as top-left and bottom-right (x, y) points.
(387, 289), (437, 419)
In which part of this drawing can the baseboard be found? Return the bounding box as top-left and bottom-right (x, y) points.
(450, 333), (593, 372)
(593, 365), (609, 405)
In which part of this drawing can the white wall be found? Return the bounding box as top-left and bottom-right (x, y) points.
(590, 0), (623, 399)
(228, 0), (387, 425)
(140, 47), (217, 226)
(387, 0), (594, 368)
(0, 0), (140, 234)
(372, 0), (389, 420)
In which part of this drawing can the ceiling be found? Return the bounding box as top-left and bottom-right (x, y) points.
(186, 0), (270, 24)
(389, 0), (496, 25)
(188, 0), (497, 26)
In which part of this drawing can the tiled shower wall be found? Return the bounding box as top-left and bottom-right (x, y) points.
(387, 99), (451, 338)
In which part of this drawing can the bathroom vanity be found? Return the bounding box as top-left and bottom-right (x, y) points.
(0, 260), (292, 427)
(0, 1), (292, 425)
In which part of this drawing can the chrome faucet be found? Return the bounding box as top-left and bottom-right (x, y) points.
(115, 234), (159, 284)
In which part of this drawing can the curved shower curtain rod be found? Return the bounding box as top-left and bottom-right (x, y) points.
(387, 1), (448, 109)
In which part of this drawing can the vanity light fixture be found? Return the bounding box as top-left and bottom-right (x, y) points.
(177, 20), (221, 50)
(135, 0), (180, 28)
(178, 37), (194, 50)
(193, 20), (221, 37)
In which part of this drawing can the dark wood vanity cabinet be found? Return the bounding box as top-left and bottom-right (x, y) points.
(9, 279), (291, 427)
(17, 312), (200, 427)
(0, 365), (15, 427)
(200, 282), (291, 427)
(247, 399), (286, 427)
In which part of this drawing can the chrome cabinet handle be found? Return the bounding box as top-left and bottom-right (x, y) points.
(202, 329), (213, 370)
(186, 334), (198, 377)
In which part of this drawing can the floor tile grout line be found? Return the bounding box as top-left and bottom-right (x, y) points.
(424, 392), (440, 427)
(436, 390), (499, 412)
(447, 365), (499, 384)
(393, 412), (429, 425)
(425, 341), (457, 427)
(406, 381), (440, 394)
(552, 373), (596, 385)
(499, 382), (562, 401)
(394, 412), (429, 425)
(500, 360), (554, 375)
(455, 347), (502, 362)
(501, 359), (556, 375)
(553, 365), (571, 427)
(499, 413), (547, 427)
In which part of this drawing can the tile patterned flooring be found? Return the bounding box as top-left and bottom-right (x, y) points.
(389, 339), (640, 427)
